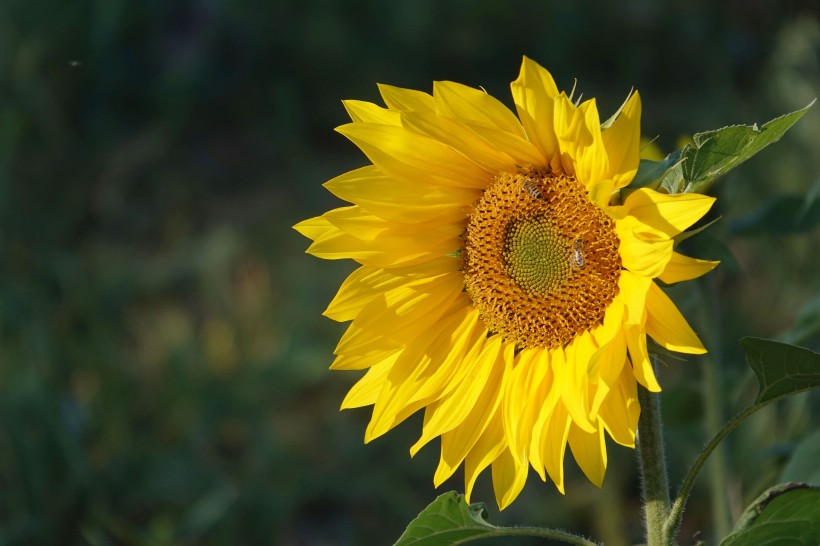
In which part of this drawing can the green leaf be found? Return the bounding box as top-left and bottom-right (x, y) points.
(740, 337), (820, 404)
(680, 101), (814, 194)
(721, 483), (820, 546)
(393, 492), (496, 546)
(393, 492), (598, 546)
(658, 162), (685, 194)
(632, 151), (682, 189)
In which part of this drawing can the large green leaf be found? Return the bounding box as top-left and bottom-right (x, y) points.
(393, 492), (597, 546)
(628, 103), (813, 196)
(740, 337), (820, 404)
(393, 493), (495, 546)
(721, 483), (820, 546)
(680, 101), (814, 194)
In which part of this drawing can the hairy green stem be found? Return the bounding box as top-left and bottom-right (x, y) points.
(637, 382), (671, 546)
(462, 527), (600, 545)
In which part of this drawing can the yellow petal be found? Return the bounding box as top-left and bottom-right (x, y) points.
(592, 299), (626, 349)
(306, 226), (459, 267)
(602, 91), (642, 190)
(336, 122), (491, 189)
(588, 177), (616, 209)
(624, 188), (716, 237)
(315, 205), (387, 240)
(597, 366), (640, 447)
(589, 331), (627, 419)
(400, 110), (517, 173)
(645, 281), (707, 354)
(293, 215), (333, 242)
(463, 411), (506, 502)
(588, 301), (627, 418)
(538, 402), (571, 494)
(625, 325), (661, 392)
(658, 252), (720, 284)
(307, 207), (463, 268)
(340, 358), (395, 409)
(335, 273), (463, 356)
(616, 217), (674, 278)
(397, 81), (547, 168)
(568, 422), (607, 487)
(433, 80), (526, 136)
(325, 265), (413, 322)
(510, 56), (560, 161)
(491, 448), (529, 510)
(502, 347), (546, 465)
(411, 331), (497, 457)
(574, 99), (609, 189)
(514, 349), (555, 471)
(436, 338), (511, 487)
(551, 94), (610, 186)
(616, 270), (651, 326)
(556, 333), (596, 433)
(330, 348), (399, 371)
(342, 99), (401, 125)
(378, 83), (435, 112)
(527, 349), (562, 480)
(323, 165), (477, 224)
(397, 307), (485, 406)
(365, 304), (482, 440)
(462, 121), (547, 166)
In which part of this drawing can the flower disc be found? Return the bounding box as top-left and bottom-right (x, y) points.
(464, 168), (621, 349)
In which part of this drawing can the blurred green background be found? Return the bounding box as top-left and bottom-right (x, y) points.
(1, 1), (818, 544)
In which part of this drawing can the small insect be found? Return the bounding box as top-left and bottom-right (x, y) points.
(571, 239), (585, 268)
(522, 179), (541, 199)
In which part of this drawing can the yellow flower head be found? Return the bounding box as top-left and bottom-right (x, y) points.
(295, 57), (718, 509)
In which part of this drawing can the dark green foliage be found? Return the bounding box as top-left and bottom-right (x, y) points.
(741, 338), (820, 404)
(0, 1), (817, 545)
(721, 484), (820, 546)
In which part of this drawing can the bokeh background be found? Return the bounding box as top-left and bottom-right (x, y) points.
(1, 1), (818, 544)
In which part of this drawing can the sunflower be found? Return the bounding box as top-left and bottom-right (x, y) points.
(295, 57), (718, 509)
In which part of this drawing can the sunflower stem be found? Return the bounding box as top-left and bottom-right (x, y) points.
(461, 526), (601, 545)
(636, 380), (672, 546)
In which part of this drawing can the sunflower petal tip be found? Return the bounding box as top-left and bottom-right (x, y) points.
(647, 382), (663, 393)
(409, 436), (428, 458)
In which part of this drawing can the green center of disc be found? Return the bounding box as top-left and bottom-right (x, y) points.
(503, 217), (571, 296)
